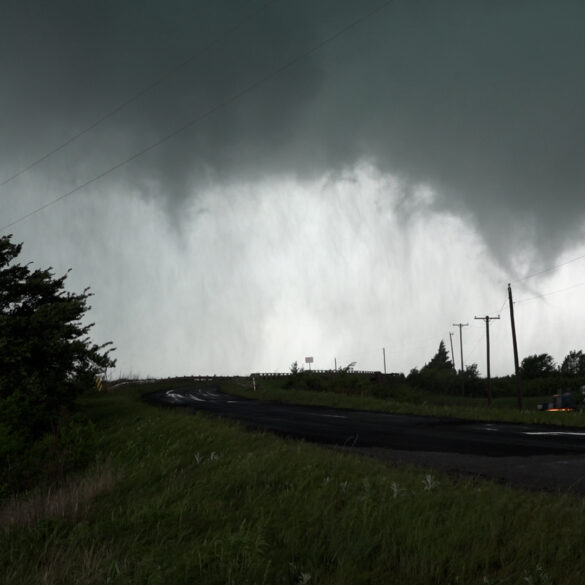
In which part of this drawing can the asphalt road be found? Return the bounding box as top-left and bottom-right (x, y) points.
(146, 386), (585, 493)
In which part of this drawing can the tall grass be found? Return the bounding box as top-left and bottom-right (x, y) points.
(0, 461), (117, 530)
(2, 381), (585, 584)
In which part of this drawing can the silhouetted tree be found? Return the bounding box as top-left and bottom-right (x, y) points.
(560, 350), (585, 376)
(422, 340), (453, 372)
(464, 363), (480, 379)
(520, 353), (556, 380)
(289, 361), (303, 374)
(0, 235), (115, 440)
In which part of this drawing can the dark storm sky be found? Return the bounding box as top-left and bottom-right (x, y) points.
(2, 0), (585, 266)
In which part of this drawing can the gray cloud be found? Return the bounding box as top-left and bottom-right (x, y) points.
(2, 0), (585, 268)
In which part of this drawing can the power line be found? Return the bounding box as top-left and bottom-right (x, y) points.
(389, 332), (450, 350)
(514, 280), (585, 304)
(0, 0), (281, 189)
(1, 0), (394, 232)
(495, 296), (508, 315)
(466, 330), (485, 361)
(511, 253), (585, 284)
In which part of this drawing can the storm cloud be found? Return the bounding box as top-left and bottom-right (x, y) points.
(2, 0), (585, 264)
(2, 0), (585, 376)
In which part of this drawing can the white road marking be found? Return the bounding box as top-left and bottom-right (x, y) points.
(305, 413), (347, 419)
(165, 390), (204, 402)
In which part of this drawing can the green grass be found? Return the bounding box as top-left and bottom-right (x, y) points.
(224, 376), (585, 427)
(2, 380), (585, 584)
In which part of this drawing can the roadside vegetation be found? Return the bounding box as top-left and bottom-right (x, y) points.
(226, 342), (585, 428)
(226, 372), (585, 428)
(3, 379), (585, 585)
(0, 235), (115, 497)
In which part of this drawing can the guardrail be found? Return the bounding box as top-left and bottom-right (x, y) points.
(251, 371), (401, 377)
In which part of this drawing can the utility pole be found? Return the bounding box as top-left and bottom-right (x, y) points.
(448, 332), (456, 372)
(382, 347), (387, 374)
(508, 284), (522, 410)
(474, 315), (500, 406)
(452, 322), (469, 394)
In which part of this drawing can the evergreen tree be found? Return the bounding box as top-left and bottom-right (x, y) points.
(422, 340), (453, 372)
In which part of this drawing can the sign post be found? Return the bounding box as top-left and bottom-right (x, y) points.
(305, 356), (314, 371)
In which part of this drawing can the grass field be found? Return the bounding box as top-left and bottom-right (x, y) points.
(2, 379), (585, 584)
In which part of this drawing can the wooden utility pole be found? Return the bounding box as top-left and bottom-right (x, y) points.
(508, 284), (523, 410)
(448, 332), (456, 371)
(382, 347), (387, 374)
(474, 315), (500, 406)
(452, 322), (469, 394)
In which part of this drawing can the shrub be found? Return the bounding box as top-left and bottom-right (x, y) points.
(0, 235), (113, 494)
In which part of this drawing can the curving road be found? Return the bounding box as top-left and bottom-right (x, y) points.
(146, 386), (585, 493)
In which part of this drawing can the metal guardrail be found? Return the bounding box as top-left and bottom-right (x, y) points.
(251, 370), (399, 377)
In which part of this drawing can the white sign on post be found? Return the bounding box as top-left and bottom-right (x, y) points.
(305, 356), (313, 370)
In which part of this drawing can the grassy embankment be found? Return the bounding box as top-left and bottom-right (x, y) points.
(2, 378), (585, 585)
(223, 374), (585, 428)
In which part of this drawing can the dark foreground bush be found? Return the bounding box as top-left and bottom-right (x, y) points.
(0, 412), (97, 498)
(0, 235), (113, 495)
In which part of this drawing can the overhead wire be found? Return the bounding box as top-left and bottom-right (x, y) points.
(6, 1), (581, 373)
(510, 252), (585, 284)
(1, 0), (394, 233)
(387, 331), (453, 353)
(466, 331), (485, 361)
(492, 295), (508, 316)
(515, 280), (585, 304)
(0, 0), (281, 189)
(499, 296), (507, 313)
